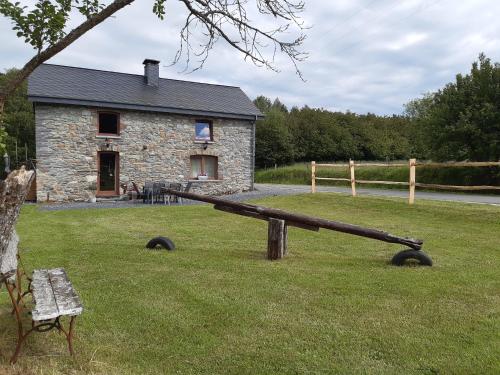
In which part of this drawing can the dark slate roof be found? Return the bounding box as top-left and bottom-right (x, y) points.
(28, 64), (263, 120)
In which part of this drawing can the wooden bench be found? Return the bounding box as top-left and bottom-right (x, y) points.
(0, 167), (83, 364)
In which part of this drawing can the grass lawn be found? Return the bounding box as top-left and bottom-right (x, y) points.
(1, 194), (499, 374)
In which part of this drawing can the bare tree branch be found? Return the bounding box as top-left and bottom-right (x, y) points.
(0, 0), (134, 113)
(174, 0), (308, 79)
(0, 0), (308, 117)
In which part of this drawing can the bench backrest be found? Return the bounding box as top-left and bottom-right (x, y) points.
(0, 167), (34, 281)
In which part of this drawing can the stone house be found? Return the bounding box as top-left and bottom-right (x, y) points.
(27, 59), (263, 202)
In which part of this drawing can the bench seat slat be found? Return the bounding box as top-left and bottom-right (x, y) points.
(0, 231), (19, 284)
(48, 268), (83, 317)
(31, 269), (59, 321)
(31, 268), (83, 321)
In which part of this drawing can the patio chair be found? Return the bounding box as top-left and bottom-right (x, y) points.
(143, 181), (153, 204)
(154, 181), (168, 204)
(128, 182), (142, 200)
(167, 183), (183, 205)
(184, 181), (193, 193)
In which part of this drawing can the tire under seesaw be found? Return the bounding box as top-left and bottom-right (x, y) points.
(146, 236), (175, 251)
(391, 249), (433, 266)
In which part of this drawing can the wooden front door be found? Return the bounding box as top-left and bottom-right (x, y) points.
(97, 152), (119, 196)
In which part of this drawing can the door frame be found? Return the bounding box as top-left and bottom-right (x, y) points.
(97, 151), (120, 197)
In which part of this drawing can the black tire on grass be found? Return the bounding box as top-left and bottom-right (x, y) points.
(146, 236), (175, 251)
(391, 249), (432, 266)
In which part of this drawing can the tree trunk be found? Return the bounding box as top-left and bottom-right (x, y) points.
(0, 168), (34, 257)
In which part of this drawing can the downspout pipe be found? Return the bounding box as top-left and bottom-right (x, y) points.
(251, 115), (258, 191)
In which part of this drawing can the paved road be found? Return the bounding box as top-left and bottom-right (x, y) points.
(254, 183), (500, 206)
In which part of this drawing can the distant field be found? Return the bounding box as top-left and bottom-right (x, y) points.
(255, 162), (500, 194)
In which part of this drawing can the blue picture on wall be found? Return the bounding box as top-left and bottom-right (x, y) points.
(195, 122), (212, 140)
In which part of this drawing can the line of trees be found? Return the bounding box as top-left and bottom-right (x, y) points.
(0, 69), (35, 174)
(255, 54), (500, 168)
(254, 97), (423, 168)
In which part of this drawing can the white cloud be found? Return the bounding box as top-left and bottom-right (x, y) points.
(380, 32), (429, 51)
(1, 0), (500, 115)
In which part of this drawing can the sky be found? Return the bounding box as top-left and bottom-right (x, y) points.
(1, 0), (500, 115)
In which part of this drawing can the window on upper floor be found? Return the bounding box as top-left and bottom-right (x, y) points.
(98, 112), (119, 135)
(190, 155), (218, 179)
(195, 120), (213, 141)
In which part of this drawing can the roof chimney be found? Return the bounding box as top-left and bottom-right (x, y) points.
(143, 59), (160, 87)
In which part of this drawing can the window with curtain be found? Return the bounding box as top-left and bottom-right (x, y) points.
(190, 155), (218, 179)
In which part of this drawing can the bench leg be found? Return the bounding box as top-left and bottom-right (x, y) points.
(9, 317), (77, 363)
(10, 329), (33, 365)
(10, 268), (22, 316)
(58, 316), (76, 356)
(5, 282), (29, 364)
(6, 280), (79, 363)
(11, 270), (32, 315)
(67, 316), (76, 355)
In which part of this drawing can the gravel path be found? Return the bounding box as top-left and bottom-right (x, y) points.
(38, 185), (284, 211)
(38, 183), (499, 211)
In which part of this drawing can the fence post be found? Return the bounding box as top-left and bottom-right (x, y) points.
(349, 159), (356, 197)
(409, 158), (416, 205)
(311, 161), (316, 193)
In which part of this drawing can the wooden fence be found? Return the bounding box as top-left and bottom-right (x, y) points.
(311, 159), (500, 204)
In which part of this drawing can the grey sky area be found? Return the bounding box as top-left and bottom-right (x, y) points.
(1, 0), (499, 115)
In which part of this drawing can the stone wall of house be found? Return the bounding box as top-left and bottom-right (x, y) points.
(35, 104), (255, 202)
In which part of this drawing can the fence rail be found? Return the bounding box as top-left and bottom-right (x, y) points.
(311, 159), (500, 204)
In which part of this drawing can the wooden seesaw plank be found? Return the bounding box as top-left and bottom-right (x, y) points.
(163, 188), (423, 250)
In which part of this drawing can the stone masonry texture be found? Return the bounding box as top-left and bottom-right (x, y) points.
(35, 105), (255, 201)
